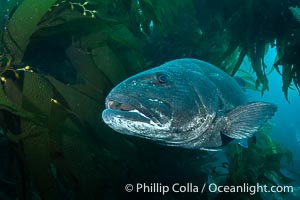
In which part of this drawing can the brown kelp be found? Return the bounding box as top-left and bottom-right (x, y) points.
(0, 0), (298, 199)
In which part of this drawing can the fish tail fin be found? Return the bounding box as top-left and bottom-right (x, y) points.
(222, 102), (277, 139)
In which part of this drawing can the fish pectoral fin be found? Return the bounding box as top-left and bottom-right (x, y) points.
(222, 102), (277, 139)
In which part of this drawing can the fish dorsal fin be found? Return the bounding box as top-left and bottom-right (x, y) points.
(222, 102), (277, 139)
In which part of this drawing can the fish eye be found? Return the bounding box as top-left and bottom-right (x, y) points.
(157, 74), (169, 83)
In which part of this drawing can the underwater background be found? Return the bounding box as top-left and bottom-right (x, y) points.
(0, 0), (300, 199)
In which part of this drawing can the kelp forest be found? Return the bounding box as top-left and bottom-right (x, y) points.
(0, 0), (299, 199)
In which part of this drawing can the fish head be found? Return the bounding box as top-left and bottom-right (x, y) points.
(102, 64), (212, 144)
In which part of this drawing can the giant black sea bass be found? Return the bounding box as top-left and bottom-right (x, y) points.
(102, 59), (277, 151)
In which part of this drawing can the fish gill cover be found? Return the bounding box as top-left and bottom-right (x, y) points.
(0, 0), (299, 199)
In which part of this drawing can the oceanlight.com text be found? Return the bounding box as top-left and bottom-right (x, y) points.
(208, 183), (293, 195)
(124, 182), (294, 195)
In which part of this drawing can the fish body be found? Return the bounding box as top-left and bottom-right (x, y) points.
(102, 58), (277, 150)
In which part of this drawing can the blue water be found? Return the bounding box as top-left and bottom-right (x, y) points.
(243, 47), (300, 198)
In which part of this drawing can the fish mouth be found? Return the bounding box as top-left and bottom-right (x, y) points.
(103, 95), (160, 124)
(106, 99), (135, 112)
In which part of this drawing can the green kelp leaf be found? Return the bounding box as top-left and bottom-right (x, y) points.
(4, 0), (57, 63)
(122, 50), (147, 74)
(282, 64), (293, 101)
(255, 44), (269, 93)
(236, 69), (256, 83)
(91, 45), (127, 85)
(230, 48), (248, 76)
(275, 40), (300, 99)
(109, 24), (141, 50)
(0, 80), (46, 126)
(249, 52), (269, 94)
